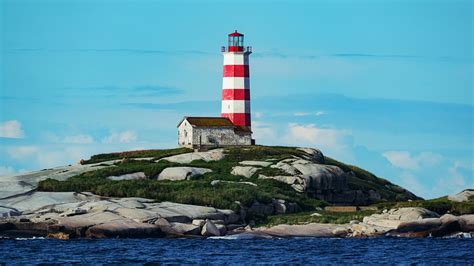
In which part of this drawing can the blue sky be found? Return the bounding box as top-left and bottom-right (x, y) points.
(0, 0), (472, 199)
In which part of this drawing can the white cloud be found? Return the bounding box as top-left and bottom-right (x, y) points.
(293, 112), (310, 116)
(397, 171), (426, 198)
(7, 146), (39, 160)
(283, 123), (353, 159)
(315, 111), (326, 116)
(62, 134), (94, 144)
(382, 151), (442, 170)
(102, 130), (137, 144)
(6, 145), (95, 169)
(252, 121), (277, 143)
(0, 120), (25, 138)
(254, 112), (263, 118)
(293, 111), (326, 117)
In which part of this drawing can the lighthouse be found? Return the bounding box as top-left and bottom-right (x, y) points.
(221, 30), (252, 129)
(177, 31), (253, 149)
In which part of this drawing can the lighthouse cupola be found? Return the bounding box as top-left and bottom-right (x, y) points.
(220, 30), (252, 129)
(228, 30), (244, 52)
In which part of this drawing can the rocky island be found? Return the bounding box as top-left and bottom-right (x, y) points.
(1, 146), (472, 239)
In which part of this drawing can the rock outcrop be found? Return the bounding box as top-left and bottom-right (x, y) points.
(231, 166), (260, 178)
(159, 149), (225, 164)
(448, 189), (474, 202)
(0, 191), (239, 239)
(107, 172), (146, 181)
(363, 207), (440, 229)
(157, 167), (212, 181)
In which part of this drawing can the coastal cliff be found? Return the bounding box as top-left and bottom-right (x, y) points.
(0, 146), (472, 239)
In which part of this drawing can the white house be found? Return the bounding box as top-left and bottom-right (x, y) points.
(177, 117), (253, 149)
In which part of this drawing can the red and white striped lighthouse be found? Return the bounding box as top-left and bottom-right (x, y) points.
(221, 30), (252, 129)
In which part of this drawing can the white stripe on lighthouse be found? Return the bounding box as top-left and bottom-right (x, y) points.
(221, 100), (250, 114)
(222, 77), (250, 89)
(223, 53), (247, 65)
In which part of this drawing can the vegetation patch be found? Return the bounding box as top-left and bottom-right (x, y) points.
(260, 210), (377, 226)
(374, 196), (474, 215)
(82, 148), (191, 164)
(324, 156), (420, 202)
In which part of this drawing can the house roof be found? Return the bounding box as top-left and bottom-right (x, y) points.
(177, 116), (252, 133)
(179, 117), (234, 127)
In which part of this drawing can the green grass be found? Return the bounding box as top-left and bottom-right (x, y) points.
(260, 210), (377, 226)
(38, 146), (328, 213)
(324, 156), (420, 202)
(373, 196), (474, 215)
(37, 145), (432, 221)
(82, 148), (192, 164)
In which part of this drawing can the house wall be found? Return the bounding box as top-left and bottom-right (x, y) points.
(177, 121), (193, 148)
(193, 127), (252, 147)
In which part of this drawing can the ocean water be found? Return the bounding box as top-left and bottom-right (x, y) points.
(1, 237), (473, 264)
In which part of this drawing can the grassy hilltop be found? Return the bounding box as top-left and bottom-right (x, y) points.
(37, 146), (473, 224)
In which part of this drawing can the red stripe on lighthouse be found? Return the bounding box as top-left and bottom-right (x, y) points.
(223, 65), (249, 77)
(221, 113), (251, 127)
(222, 89), (250, 100)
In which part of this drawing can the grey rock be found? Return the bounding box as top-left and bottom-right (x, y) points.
(107, 172), (146, 181)
(170, 222), (201, 235)
(201, 220), (221, 236)
(363, 207), (440, 229)
(448, 189), (474, 202)
(160, 149), (225, 164)
(231, 166), (260, 178)
(297, 147), (324, 163)
(192, 219), (206, 227)
(216, 224), (227, 235)
(239, 161), (273, 167)
(158, 167), (212, 181)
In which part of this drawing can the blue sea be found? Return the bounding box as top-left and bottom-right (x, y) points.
(1, 237), (473, 264)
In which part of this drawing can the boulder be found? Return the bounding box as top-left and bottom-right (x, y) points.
(216, 224), (227, 235)
(448, 189), (474, 202)
(158, 167), (212, 181)
(268, 159), (347, 192)
(239, 161), (273, 167)
(350, 223), (390, 237)
(396, 218), (443, 233)
(459, 215), (474, 232)
(201, 220), (221, 236)
(154, 218), (171, 227)
(170, 222), (201, 235)
(107, 172), (146, 181)
(363, 207), (440, 229)
(192, 219), (206, 227)
(231, 166), (260, 178)
(271, 199), (299, 214)
(254, 223), (348, 237)
(160, 149), (225, 164)
(218, 209), (240, 224)
(297, 147), (324, 163)
(85, 220), (164, 238)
